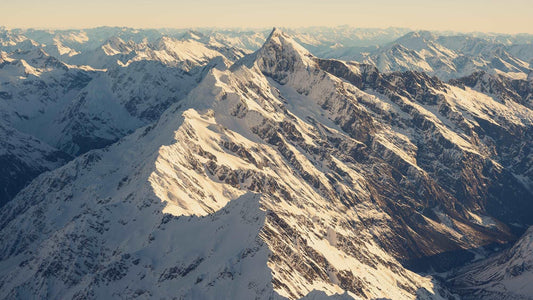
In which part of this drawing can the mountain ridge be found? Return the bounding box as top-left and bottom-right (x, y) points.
(0, 28), (532, 299)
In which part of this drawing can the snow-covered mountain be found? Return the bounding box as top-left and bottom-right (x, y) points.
(3, 26), (531, 80)
(46, 57), (218, 155)
(1, 28), (532, 299)
(450, 71), (533, 110)
(65, 35), (246, 70)
(0, 26), (411, 59)
(448, 226), (533, 299)
(0, 48), (96, 152)
(0, 121), (70, 207)
(0, 33), (238, 204)
(351, 31), (533, 80)
(0, 38), (237, 155)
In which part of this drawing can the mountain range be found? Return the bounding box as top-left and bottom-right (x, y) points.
(0, 26), (532, 299)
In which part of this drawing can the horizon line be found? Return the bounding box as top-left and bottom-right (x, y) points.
(2, 25), (533, 36)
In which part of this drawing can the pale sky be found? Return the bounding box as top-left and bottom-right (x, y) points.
(2, 0), (532, 33)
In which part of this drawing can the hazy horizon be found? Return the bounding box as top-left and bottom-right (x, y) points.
(2, 25), (533, 38)
(2, 0), (533, 34)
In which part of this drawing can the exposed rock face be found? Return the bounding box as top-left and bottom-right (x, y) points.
(317, 59), (533, 230)
(0, 29), (532, 299)
(450, 71), (533, 110)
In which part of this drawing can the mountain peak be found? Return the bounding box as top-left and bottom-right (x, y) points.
(105, 36), (126, 46)
(393, 30), (438, 51)
(180, 30), (205, 41)
(402, 30), (436, 40)
(262, 27), (310, 55)
(267, 27), (284, 39)
(154, 36), (177, 49)
(101, 36), (135, 55)
(252, 28), (315, 83)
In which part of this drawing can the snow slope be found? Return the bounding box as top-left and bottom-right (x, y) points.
(0, 29), (456, 299)
(0, 28), (532, 300)
(0, 41), (233, 155)
(0, 121), (70, 207)
(351, 31), (533, 80)
(449, 226), (533, 299)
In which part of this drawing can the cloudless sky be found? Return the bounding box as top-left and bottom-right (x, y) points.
(2, 0), (532, 33)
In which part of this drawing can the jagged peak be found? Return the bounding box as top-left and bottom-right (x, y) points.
(12, 38), (40, 48)
(261, 27), (313, 58)
(153, 36), (219, 53)
(101, 36), (140, 57)
(390, 43), (410, 51)
(392, 30), (439, 51)
(153, 35), (178, 49)
(400, 30), (437, 41)
(230, 28), (316, 79)
(180, 30), (205, 41)
(247, 28), (316, 82)
(101, 36), (132, 54)
(9, 48), (62, 70)
(155, 35), (205, 47)
(104, 36), (127, 47)
(3, 47), (69, 75)
(12, 47), (48, 57)
(267, 27), (284, 39)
